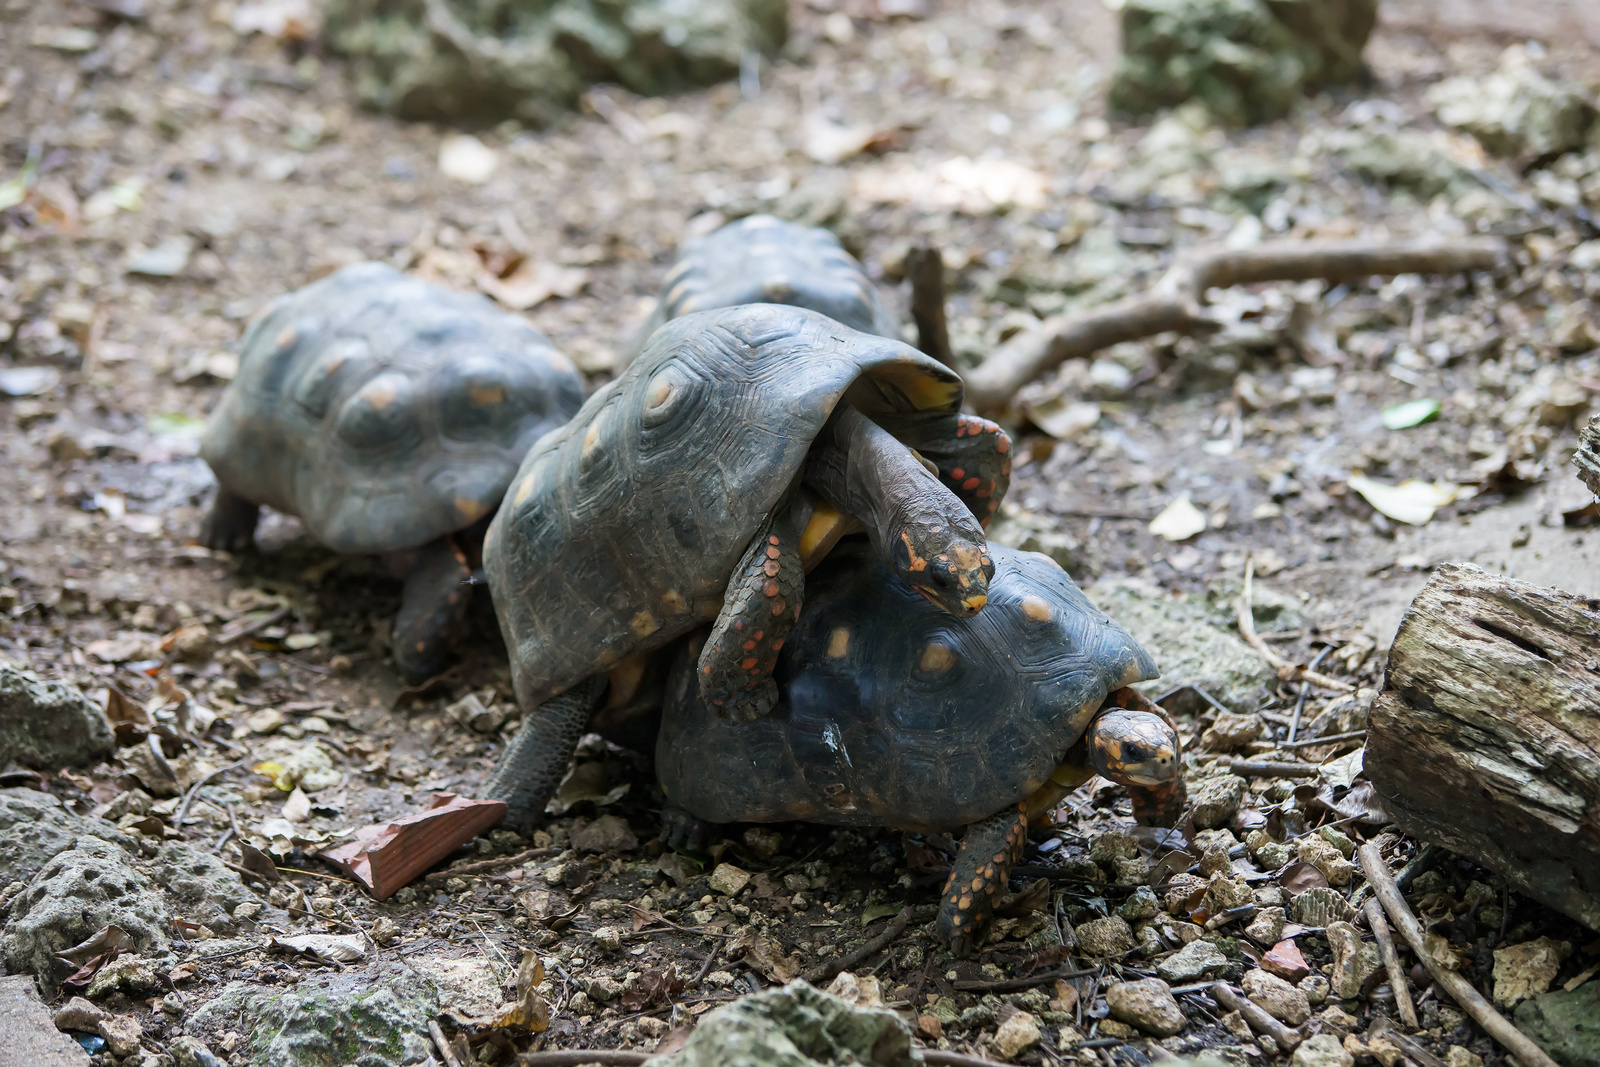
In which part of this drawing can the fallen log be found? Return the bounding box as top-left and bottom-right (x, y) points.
(1576, 415), (1600, 497)
(964, 236), (1506, 415)
(1364, 563), (1600, 930)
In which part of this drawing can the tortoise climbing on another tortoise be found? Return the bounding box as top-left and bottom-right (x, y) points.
(484, 303), (1001, 823)
(655, 540), (1185, 956)
(200, 262), (584, 683)
(634, 214), (1014, 529)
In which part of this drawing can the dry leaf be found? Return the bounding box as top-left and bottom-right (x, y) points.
(1027, 397), (1101, 441)
(1149, 495), (1207, 541)
(282, 786), (311, 823)
(477, 260), (589, 311)
(270, 934), (368, 963)
(1347, 474), (1461, 525)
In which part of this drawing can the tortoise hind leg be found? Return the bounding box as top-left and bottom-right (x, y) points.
(200, 489), (260, 553)
(696, 507), (804, 721)
(659, 806), (719, 853)
(937, 802), (1027, 958)
(391, 536), (472, 685)
(486, 676), (606, 826)
(1086, 705), (1185, 827)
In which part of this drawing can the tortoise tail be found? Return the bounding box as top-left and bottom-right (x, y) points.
(936, 803), (1027, 958)
(485, 676), (605, 827)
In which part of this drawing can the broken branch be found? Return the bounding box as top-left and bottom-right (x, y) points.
(1357, 842), (1559, 1067)
(1228, 760), (1319, 778)
(965, 236), (1506, 413)
(1238, 559), (1355, 693)
(1362, 897), (1418, 1030)
(423, 846), (557, 882)
(906, 246), (955, 369)
(801, 904), (913, 985)
(1209, 982), (1303, 1050)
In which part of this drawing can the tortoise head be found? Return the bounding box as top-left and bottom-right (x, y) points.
(1086, 708), (1181, 787)
(893, 526), (994, 617)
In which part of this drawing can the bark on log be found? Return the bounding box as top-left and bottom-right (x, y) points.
(1577, 415), (1600, 497)
(964, 236), (1506, 415)
(1365, 563), (1600, 931)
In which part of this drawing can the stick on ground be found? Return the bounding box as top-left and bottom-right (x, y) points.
(1239, 558), (1355, 693)
(801, 905), (913, 985)
(1363, 897), (1419, 1029)
(965, 236), (1506, 413)
(423, 846), (557, 881)
(1210, 982), (1303, 1050)
(1357, 842), (1559, 1067)
(905, 245), (955, 369)
(1228, 760), (1320, 778)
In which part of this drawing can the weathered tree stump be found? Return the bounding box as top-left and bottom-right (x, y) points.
(1577, 414), (1600, 497)
(1366, 563), (1600, 930)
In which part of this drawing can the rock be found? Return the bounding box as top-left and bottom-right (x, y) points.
(587, 975), (625, 1003)
(124, 236), (194, 277)
(1089, 829), (1140, 863)
(54, 996), (110, 1031)
(1, 837), (170, 984)
(1156, 938), (1228, 982)
(1493, 937), (1569, 1007)
(1261, 939), (1311, 982)
(993, 1011), (1043, 1058)
(1326, 921), (1381, 1000)
(97, 1013), (142, 1057)
(324, 0), (789, 126)
(1300, 975), (1330, 1005)
(1291, 887), (1355, 926)
(1444, 1049), (1482, 1067)
(1245, 906), (1286, 945)
(0, 662), (114, 769)
(1428, 46), (1596, 159)
(1204, 874), (1253, 912)
(84, 954), (159, 998)
(153, 843), (257, 935)
(1085, 582), (1275, 712)
(1110, 0), (1376, 125)
(654, 979), (913, 1067)
(444, 691), (504, 734)
(1201, 712), (1264, 752)
(169, 1035), (226, 1067)
(1119, 886), (1162, 922)
(0, 789), (134, 886)
(1242, 967), (1311, 1025)
(1514, 983), (1600, 1067)
(591, 925), (624, 952)
(987, 510), (1084, 574)
(1191, 774), (1248, 830)
(824, 972), (883, 1008)
(570, 814), (639, 853)
(0, 974), (90, 1066)
(1297, 836), (1355, 886)
(188, 961), (439, 1067)
(1105, 978), (1186, 1037)
(708, 863), (752, 897)
(1074, 915), (1135, 957)
(1293, 1034), (1354, 1067)
(1331, 123), (1467, 198)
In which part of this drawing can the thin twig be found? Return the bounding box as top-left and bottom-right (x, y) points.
(1363, 897), (1419, 1029)
(1357, 842), (1559, 1067)
(1228, 760), (1319, 778)
(953, 967), (1100, 992)
(906, 245), (954, 369)
(1287, 646), (1333, 743)
(801, 905), (913, 985)
(215, 605), (290, 645)
(1240, 559), (1355, 693)
(423, 847), (557, 882)
(1280, 729), (1367, 749)
(174, 760), (246, 831)
(966, 236), (1506, 411)
(1210, 982), (1303, 1050)
(517, 1053), (647, 1067)
(429, 1020), (465, 1067)
(924, 1052), (1025, 1067)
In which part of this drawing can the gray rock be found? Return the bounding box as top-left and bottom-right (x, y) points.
(1109, 0), (1376, 125)
(1242, 967), (1311, 1026)
(0, 837), (170, 984)
(988, 511), (1085, 575)
(1190, 774), (1247, 830)
(1513, 983), (1600, 1067)
(1331, 123), (1469, 199)
(0, 662), (114, 770)
(1075, 915), (1136, 957)
(1429, 46), (1596, 159)
(1119, 886), (1162, 922)
(1085, 580), (1275, 713)
(324, 0), (789, 125)
(151, 843), (257, 935)
(0, 789), (134, 887)
(1293, 1034), (1354, 1067)
(654, 979), (913, 1067)
(1157, 938), (1229, 983)
(1105, 977), (1186, 1037)
(188, 961), (439, 1067)
(170, 1035), (227, 1067)
(0, 974), (90, 1066)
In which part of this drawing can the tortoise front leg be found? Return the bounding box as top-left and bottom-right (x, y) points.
(659, 806), (720, 853)
(876, 411), (1013, 528)
(1086, 706), (1185, 827)
(485, 675), (606, 827)
(391, 536), (472, 685)
(696, 506), (805, 721)
(200, 489), (260, 553)
(937, 802), (1027, 958)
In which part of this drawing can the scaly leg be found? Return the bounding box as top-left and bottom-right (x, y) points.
(391, 536), (472, 685)
(876, 410), (1013, 528)
(485, 676), (606, 827)
(659, 806), (719, 853)
(200, 489), (260, 553)
(936, 802), (1028, 958)
(696, 506), (804, 721)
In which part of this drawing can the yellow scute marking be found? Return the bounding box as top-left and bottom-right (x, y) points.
(826, 628), (850, 658)
(630, 611), (660, 637)
(645, 375), (674, 409)
(512, 474), (537, 509)
(1021, 595), (1051, 622)
(919, 643), (955, 672)
(454, 496), (487, 521)
(364, 382), (398, 410)
(661, 588), (688, 615)
(582, 418), (603, 457)
(469, 383), (505, 405)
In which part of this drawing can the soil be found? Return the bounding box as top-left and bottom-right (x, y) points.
(1, 0), (1598, 1064)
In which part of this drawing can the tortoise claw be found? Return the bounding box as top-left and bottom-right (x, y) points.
(659, 806), (718, 853)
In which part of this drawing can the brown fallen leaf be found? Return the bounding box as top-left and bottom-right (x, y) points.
(321, 793), (507, 899)
(477, 260), (589, 311)
(733, 932), (802, 983)
(995, 877), (1051, 918)
(1280, 859), (1332, 894)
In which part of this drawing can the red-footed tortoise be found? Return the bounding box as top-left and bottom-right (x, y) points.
(199, 262), (584, 683)
(656, 540), (1186, 957)
(484, 303), (1002, 823)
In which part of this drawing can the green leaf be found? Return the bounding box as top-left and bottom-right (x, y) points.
(861, 902), (903, 926)
(147, 412), (207, 438)
(1381, 398), (1441, 430)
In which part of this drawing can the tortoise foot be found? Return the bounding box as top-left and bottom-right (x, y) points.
(200, 490), (259, 553)
(659, 806), (719, 853)
(698, 511), (803, 719)
(936, 803), (1027, 958)
(485, 676), (606, 827)
(391, 537), (473, 685)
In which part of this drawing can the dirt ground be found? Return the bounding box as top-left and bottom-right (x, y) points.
(2, 0), (1598, 1064)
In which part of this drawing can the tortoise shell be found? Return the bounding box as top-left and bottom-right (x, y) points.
(483, 302), (963, 710)
(201, 263), (584, 554)
(655, 541), (1158, 833)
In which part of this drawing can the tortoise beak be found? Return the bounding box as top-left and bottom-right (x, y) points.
(959, 593), (987, 613)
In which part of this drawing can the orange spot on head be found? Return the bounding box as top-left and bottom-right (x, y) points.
(742, 640), (757, 651)
(899, 530), (928, 572)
